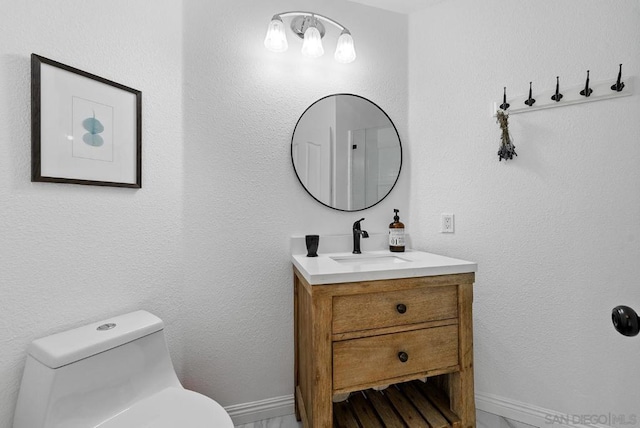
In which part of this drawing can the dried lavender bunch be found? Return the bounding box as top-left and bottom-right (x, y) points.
(496, 110), (517, 161)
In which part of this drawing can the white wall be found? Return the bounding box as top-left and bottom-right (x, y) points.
(0, 1), (407, 424)
(408, 0), (640, 416)
(0, 1), (184, 425)
(181, 0), (409, 409)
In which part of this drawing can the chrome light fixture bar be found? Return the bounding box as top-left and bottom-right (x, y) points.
(264, 11), (356, 64)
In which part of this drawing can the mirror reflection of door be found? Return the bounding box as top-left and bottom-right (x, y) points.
(348, 126), (400, 210)
(291, 97), (335, 207)
(292, 94), (401, 212)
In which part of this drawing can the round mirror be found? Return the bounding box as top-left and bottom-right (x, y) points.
(291, 94), (402, 211)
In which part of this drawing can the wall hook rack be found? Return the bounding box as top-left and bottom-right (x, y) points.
(492, 68), (634, 116)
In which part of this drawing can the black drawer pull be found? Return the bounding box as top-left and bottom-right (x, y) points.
(396, 304), (407, 314)
(398, 351), (409, 363)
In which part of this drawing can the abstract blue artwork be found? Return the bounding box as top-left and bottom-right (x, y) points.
(82, 112), (105, 147)
(72, 96), (114, 162)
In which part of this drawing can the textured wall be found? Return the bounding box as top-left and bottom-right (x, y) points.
(0, 1), (407, 423)
(408, 0), (640, 415)
(0, 1), (184, 425)
(182, 0), (408, 406)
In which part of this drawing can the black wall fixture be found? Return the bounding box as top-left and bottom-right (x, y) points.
(612, 305), (639, 337)
(499, 87), (510, 110)
(524, 82), (536, 106)
(611, 63), (625, 92)
(551, 76), (563, 102)
(579, 70), (593, 97)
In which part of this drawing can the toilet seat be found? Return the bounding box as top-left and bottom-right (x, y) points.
(98, 387), (234, 428)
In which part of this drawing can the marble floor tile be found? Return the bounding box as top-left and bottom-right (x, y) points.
(477, 409), (504, 428)
(502, 417), (538, 428)
(235, 414), (303, 428)
(239, 411), (537, 428)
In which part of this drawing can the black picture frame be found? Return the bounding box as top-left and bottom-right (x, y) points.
(31, 54), (142, 188)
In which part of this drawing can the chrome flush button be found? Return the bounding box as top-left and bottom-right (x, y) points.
(97, 323), (116, 331)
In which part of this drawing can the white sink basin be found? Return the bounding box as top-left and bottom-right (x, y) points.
(330, 254), (410, 265)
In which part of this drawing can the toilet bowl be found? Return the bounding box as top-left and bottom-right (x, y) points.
(97, 387), (232, 427)
(13, 310), (234, 428)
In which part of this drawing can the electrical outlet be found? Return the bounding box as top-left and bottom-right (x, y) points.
(441, 214), (454, 233)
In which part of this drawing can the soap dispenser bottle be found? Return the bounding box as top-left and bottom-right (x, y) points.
(389, 209), (405, 252)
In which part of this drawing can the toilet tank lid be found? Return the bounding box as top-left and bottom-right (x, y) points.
(28, 310), (164, 369)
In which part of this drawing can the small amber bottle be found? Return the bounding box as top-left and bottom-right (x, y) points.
(389, 209), (405, 252)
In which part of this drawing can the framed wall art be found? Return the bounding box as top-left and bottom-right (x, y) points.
(31, 54), (142, 188)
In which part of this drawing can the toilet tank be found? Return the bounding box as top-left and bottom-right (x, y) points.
(13, 311), (182, 428)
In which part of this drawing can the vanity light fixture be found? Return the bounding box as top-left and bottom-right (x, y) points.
(264, 12), (356, 64)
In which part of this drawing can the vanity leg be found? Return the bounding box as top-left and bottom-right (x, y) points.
(310, 293), (333, 427)
(449, 282), (476, 427)
(294, 273), (333, 427)
(293, 273), (301, 421)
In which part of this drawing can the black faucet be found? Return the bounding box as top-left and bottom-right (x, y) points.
(352, 218), (369, 254)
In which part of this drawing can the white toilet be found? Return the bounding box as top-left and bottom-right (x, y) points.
(13, 310), (234, 428)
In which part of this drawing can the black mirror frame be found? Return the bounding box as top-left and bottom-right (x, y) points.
(291, 93), (403, 212)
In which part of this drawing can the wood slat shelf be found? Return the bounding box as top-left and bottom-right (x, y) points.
(333, 380), (461, 428)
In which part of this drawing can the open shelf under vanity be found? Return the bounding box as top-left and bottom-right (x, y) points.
(333, 379), (461, 428)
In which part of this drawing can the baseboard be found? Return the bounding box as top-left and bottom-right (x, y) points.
(224, 391), (616, 428)
(224, 394), (295, 426)
(476, 391), (613, 428)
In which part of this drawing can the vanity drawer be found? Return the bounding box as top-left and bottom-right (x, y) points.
(332, 325), (459, 390)
(333, 285), (458, 334)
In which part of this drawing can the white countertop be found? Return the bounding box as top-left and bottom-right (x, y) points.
(291, 236), (477, 285)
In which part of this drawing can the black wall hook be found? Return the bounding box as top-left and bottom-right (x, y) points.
(524, 82), (536, 106)
(499, 87), (510, 110)
(611, 64), (625, 92)
(551, 76), (563, 102)
(580, 70), (593, 97)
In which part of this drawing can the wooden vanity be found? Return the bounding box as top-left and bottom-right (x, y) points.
(293, 266), (476, 427)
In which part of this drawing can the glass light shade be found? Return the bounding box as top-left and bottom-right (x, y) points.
(264, 16), (288, 53)
(301, 26), (324, 58)
(334, 30), (356, 63)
